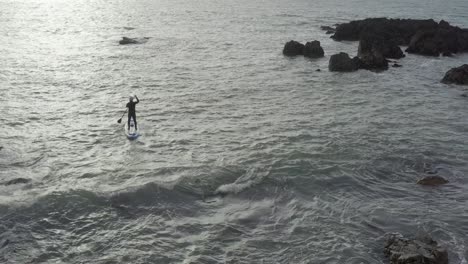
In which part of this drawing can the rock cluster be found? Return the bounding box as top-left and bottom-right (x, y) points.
(283, 40), (325, 58)
(330, 18), (468, 57)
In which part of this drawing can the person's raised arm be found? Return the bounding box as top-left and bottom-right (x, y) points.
(135, 95), (140, 104)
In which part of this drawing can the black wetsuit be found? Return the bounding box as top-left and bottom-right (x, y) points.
(126, 97), (139, 130)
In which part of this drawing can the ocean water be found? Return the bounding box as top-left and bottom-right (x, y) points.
(1, 0), (468, 263)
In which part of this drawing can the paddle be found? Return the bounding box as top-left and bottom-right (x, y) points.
(117, 109), (127, 123)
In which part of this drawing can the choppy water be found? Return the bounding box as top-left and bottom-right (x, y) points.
(1, 0), (468, 263)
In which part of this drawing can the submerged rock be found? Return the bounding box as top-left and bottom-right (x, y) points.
(417, 175), (449, 186)
(328, 52), (360, 72)
(283, 40), (305, 56)
(119, 37), (139, 45)
(320, 25), (335, 32)
(321, 26), (336, 34)
(2, 178), (31, 186)
(119, 37), (149, 45)
(392, 63), (402, 67)
(303, 40), (324, 58)
(384, 233), (448, 264)
(441, 64), (468, 85)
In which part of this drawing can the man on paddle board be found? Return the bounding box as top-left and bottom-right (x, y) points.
(127, 95), (139, 130)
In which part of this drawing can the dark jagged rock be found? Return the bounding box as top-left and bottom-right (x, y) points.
(442, 51), (453, 57)
(406, 20), (468, 56)
(321, 25), (336, 34)
(392, 63), (402, 67)
(321, 25), (335, 32)
(331, 18), (468, 56)
(3, 178), (31, 186)
(316, 69), (321, 72)
(331, 18), (438, 44)
(384, 233), (448, 264)
(359, 33), (405, 59)
(441, 64), (468, 85)
(329, 52), (360, 72)
(119, 37), (139, 45)
(283, 40), (305, 56)
(303, 40), (324, 58)
(358, 35), (389, 71)
(417, 175), (449, 186)
(359, 50), (388, 71)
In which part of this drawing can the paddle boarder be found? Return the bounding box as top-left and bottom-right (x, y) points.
(126, 95), (139, 130)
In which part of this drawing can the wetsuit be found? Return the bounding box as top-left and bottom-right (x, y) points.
(126, 97), (139, 130)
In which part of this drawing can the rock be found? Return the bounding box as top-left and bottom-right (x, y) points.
(283, 40), (305, 56)
(358, 32), (405, 59)
(316, 69), (321, 72)
(359, 51), (388, 71)
(392, 63), (402, 67)
(326, 30), (334, 34)
(417, 175), (449, 186)
(442, 51), (453, 57)
(2, 178), (31, 186)
(332, 18), (468, 56)
(406, 30), (442, 56)
(406, 23), (468, 56)
(461, 93), (468, 97)
(328, 52), (360, 72)
(384, 233), (448, 264)
(119, 37), (139, 45)
(303, 40), (324, 58)
(331, 18), (438, 44)
(321, 25), (336, 32)
(441, 64), (468, 85)
(358, 37), (389, 71)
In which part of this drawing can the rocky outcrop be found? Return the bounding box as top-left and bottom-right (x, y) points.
(283, 40), (325, 58)
(330, 18), (468, 56)
(331, 18), (438, 44)
(303, 41), (325, 58)
(328, 52), (360, 72)
(384, 233), (448, 264)
(359, 33), (405, 59)
(406, 20), (468, 56)
(441, 64), (468, 85)
(417, 176), (449, 186)
(283, 40), (305, 56)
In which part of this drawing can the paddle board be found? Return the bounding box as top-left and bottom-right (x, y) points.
(125, 117), (140, 140)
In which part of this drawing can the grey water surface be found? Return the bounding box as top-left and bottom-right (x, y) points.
(1, 0), (468, 263)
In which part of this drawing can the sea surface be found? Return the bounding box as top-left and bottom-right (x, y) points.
(1, 0), (468, 263)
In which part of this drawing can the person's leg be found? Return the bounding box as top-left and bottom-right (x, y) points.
(132, 113), (137, 130)
(127, 114), (131, 130)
